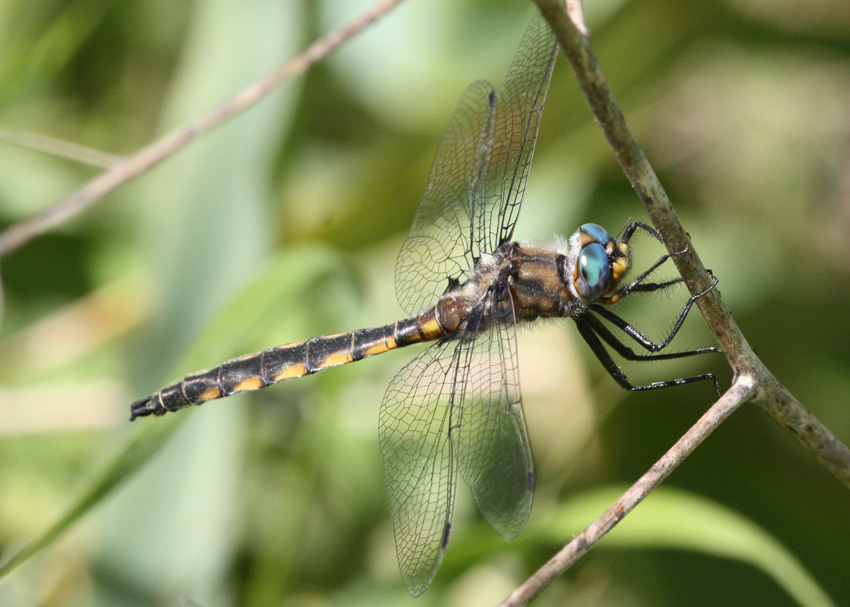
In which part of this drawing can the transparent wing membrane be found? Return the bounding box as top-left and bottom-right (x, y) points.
(381, 13), (556, 593)
(379, 287), (532, 595)
(379, 339), (461, 596)
(483, 13), (559, 248)
(394, 79), (496, 316)
(394, 14), (558, 315)
(454, 295), (532, 540)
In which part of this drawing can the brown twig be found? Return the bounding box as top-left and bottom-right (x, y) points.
(0, 126), (125, 169)
(534, 0), (850, 485)
(0, 0), (406, 259)
(504, 0), (850, 602)
(500, 375), (756, 606)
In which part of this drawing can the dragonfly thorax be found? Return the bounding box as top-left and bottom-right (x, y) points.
(431, 224), (634, 335)
(432, 247), (512, 335)
(505, 224), (632, 324)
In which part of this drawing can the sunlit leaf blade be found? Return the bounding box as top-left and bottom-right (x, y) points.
(538, 486), (836, 607)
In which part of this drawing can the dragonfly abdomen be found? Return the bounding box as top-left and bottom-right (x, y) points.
(130, 314), (445, 420)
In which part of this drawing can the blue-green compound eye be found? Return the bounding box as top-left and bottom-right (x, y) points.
(580, 223), (613, 245)
(576, 242), (612, 301)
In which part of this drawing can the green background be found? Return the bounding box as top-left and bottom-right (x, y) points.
(1, 0), (848, 605)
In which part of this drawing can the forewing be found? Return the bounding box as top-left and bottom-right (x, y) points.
(394, 79), (496, 316)
(454, 292), (533, 540)
(379, 339), (465, 596)
(394, 12), (558, 317)
(484, 12), (558, 249)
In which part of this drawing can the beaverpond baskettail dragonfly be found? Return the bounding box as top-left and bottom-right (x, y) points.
(130, 12), (720, 596)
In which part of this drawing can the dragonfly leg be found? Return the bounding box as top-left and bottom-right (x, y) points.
(617, 222), (695, 297)
(626, 277), (683, 295)
(581, 312), (720, 361)
(574, 316), (721, 395)
(591, 277), (720, 353)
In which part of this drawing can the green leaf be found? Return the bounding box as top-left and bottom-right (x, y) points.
(537, 486), (835, 607)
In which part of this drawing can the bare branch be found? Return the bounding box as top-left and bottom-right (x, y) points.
(0, 0), (406, 259)
(755, 370), (850, 487)
(503, 0), (850, 601)
(500, 375), (756, 606)
(0, 126), (124, 168)
(531, 0), (850, 482)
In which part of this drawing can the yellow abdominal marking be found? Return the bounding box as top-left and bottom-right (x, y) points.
(272, 362), (308, 381)
(233, 377), (264, 392)
(419, 317), (444, 341)
(279, 343), (301, 350)
(361, 339), (394, 357)
(322, 349), (353, 367)
(199, 386), (222, 400)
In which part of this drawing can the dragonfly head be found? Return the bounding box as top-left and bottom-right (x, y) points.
(572, 223), (631, 305)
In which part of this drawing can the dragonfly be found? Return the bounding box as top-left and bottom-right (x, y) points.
(130, 12), (719, 596)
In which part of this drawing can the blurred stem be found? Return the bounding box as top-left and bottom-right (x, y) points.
(0, 0), (406, 259)
(503, 375), (756, 606)
(505, 0), (850, 603)
(0, 126), (124, 168)
(0, 0), (407, 583)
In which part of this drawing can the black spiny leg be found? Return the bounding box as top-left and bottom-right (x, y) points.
(591, 278), (721, 354)
(581, 313), (720, 363)
(618, 256), (684, 299)
(574, 316), (721, 395)
(627, 278), (683, 294)
(621, 221), (660, 243)
(580, 222), (722, 394)
(616, 222), (691, 300)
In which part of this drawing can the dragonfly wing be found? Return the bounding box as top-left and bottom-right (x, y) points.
(394, 12), (558, 317)
(379, 338), (465, 596)
(454, 292), (533, 540)
(395, 79), (496, 316)
(485, 12), (558, 247)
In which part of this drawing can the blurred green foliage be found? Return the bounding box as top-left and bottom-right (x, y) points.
(1, 0), (849, 605)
